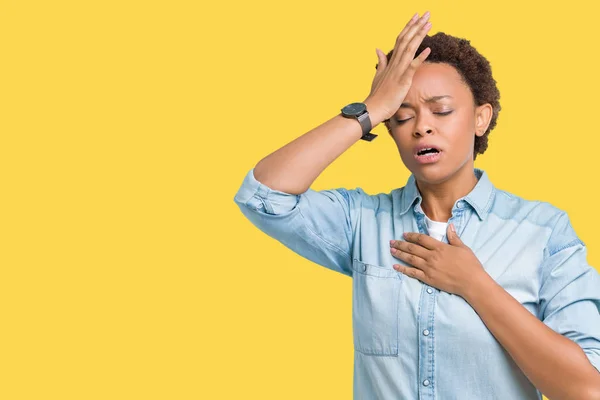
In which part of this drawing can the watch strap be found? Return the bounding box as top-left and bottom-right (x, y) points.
(357, 111), (377, 141)
(360, 132), (378, 141)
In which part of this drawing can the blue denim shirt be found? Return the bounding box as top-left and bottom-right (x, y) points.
(233, 167), (600, 399)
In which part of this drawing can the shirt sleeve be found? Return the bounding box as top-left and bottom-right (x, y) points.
(233, 168), (365, 277)
(539, 211), (600, 373)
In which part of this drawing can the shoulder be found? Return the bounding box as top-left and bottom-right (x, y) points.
(332, 186), (399, 210)
(491, 187), (566, 225)
(490, 187), (583, 254)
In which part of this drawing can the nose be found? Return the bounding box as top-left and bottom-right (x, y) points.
(413, 114), (434, 137)
(413, 127), (433, 137)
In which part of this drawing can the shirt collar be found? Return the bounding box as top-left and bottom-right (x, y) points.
(398, 168), (495, 221)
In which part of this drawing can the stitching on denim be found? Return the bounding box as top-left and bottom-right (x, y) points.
(539, 213), (564, 291)
(548, 238), (584, 257)
(546, 212), (584, 257)
(482, 187), (495, 218)
(417, 284), (425, 393)
(261, 197), (274, 214)
(243, 181), (264, 208)
(431, 291), (436, 396)
(538, 213), (585, 298)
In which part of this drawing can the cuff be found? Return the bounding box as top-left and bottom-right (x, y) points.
(234, 168), (300, 214)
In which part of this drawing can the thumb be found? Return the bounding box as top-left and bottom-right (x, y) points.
(375, 48), (387, 72)
(447, 223), (462, 246)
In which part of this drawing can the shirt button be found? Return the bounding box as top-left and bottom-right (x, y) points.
(363, 264), (367, 272)
(423, 379), (430, 386)
(423, 329), (430, 336)
(427, 288), (433, 294)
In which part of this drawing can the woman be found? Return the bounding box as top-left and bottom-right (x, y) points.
(233, 11), (600, 399)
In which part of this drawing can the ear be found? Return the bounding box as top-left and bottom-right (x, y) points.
(474, 103), (493, 137)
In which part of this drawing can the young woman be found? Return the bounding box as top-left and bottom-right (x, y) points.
(233, 11), (600, 399)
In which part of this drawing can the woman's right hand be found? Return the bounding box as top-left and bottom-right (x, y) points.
(365, 11), (433, 124)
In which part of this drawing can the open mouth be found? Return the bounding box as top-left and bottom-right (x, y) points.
(414, 147), (442, 164)
(416, 148), (440, 156)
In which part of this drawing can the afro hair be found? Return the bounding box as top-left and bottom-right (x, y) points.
(381, 32), (501, 161)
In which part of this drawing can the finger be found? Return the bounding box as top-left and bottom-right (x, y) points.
(391, 240), (430, 260)
(447, 223), (463, 246)
(415, 46), (432, 65)
(375, 48), (386, 72)
(391, 248), (428, 270)
(387, 12), (421, 66)
(393, 263), (427, 282)
(391, 11), (431, 67)
(392, 17), (432, 73)
(402, 46), (431, 78)
(403, 232), (439, 250)
(394, 12), (428, 54)
(395, 12), (420, 46)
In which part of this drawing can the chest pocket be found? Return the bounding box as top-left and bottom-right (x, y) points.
(351, 259), (402, 356)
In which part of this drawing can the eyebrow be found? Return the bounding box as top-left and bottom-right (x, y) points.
(400, 95), (453, 109)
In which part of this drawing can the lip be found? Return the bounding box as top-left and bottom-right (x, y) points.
(414, 150), (443, 164)
(414, 144), (443, 164)
(413, 143), (443, 156)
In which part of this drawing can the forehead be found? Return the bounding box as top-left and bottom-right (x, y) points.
(405, 62), (471, 102)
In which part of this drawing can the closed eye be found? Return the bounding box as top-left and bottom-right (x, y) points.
(396, 111), (453, 124)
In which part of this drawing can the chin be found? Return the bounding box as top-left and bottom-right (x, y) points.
(408, 163), (453, 184)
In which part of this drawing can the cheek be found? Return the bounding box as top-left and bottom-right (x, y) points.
(395, 137), (416, 160)
(446, 116), (477, 144)
(446, 113), (472, 132)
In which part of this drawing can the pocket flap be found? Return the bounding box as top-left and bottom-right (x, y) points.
(352, 259), (402, 279)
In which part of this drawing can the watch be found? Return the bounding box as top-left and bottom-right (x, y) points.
(340, 102), (378, 141)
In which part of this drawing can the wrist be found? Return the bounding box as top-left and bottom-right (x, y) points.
(363, 98), (389, 127)
(461, 269), (494, 303)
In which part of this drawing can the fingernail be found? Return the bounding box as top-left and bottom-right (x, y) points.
(423, 11), (430, 19)
(390, 240), (396, 246)
(411, 13), (418, 22)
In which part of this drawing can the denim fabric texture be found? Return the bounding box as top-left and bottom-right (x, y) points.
(234, 167), (600, 399)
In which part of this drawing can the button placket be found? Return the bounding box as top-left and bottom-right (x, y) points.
(415, 211), (435, 397)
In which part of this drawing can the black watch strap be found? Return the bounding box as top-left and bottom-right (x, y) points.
(357, 111), (377, 141)
(360, 132), (378, 141)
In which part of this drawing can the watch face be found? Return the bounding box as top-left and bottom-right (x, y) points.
(343, 102), (366, 116)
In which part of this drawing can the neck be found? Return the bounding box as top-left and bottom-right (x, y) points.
(415, 161), (479, 222)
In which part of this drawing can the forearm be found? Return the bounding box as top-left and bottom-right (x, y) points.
(463, 272), (600, 400)
(253, 98), (385, 195)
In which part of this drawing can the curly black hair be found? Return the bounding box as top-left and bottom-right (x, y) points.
(381, 32), (501, 161)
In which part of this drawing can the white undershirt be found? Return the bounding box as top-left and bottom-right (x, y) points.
(424, 214), (449, 242)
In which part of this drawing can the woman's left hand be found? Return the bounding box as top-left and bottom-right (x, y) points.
(390, 223), (486, 298)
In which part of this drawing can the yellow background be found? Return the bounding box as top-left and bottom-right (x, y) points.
(1, 0), (597, 398)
